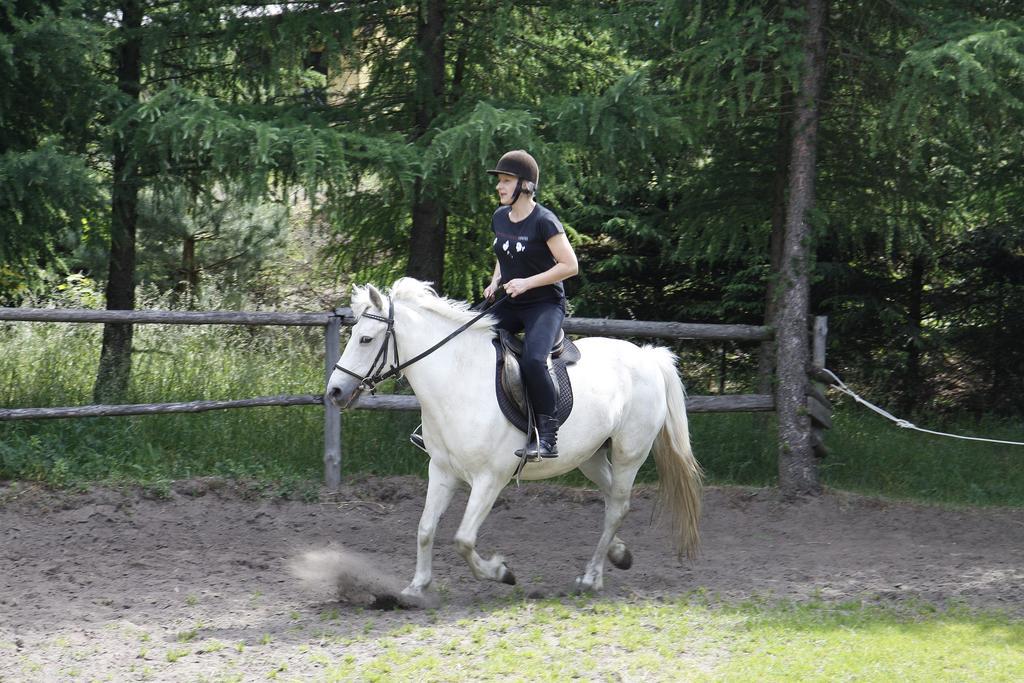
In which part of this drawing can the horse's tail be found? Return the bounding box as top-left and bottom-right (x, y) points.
(648, 346), (703, 560)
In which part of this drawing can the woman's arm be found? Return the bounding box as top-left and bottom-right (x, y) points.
(483, 261), (502, 300)
(503, 233), (578, 298)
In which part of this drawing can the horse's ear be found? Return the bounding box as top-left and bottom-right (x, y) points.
(367, 284), (385, 311)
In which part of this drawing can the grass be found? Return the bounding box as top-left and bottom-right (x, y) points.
(0, 319), (427, 488)
(820, 409), (1024, 506)
(1, 317), (1022, 506)
(310, 596), (1024, 682)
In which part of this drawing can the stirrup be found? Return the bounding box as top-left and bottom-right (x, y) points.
(533, 440), (559, 459)
(542, 442), (559, 458)
(514, 444), (541, 462)
(409, 424), (426, 452)
(514, 439), (557, 460)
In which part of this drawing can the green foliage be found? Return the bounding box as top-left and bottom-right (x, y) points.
(130, 186), (291, 299)
(577, 1), (1024, 416)
(0, 1), (103, 149)
(660, 2), (806, 123)
(309, 1), (634, 296)
(0, 0), (104, 295)
(536, 2), (808, 322)
(3, 0), (1024, 423)
(0, 141), (99, 281)
(891, 18), (1024, 151)
(129, 85), (417, 201)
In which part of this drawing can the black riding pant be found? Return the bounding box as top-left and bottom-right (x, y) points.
(492, 298), (565, 417)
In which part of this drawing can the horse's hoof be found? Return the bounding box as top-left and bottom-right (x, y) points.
(401, 585), (424, 600)
(398, 586), (438, 609)
(608, 547), (633, 571)
(572, 576), (599, 594)
(500, 565), (517, 586)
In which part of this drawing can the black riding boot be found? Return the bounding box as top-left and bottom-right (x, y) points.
(522, 413), (559, 459)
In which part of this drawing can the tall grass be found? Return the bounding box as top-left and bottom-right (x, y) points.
(0, 318), (427, 488)
(1, 317), (1021, 506)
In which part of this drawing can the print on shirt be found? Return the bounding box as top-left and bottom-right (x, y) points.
(495, 235), (527, 260)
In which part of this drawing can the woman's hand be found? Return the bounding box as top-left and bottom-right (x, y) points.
(503, 278), (532, 298)
(484, 279), (500, 301)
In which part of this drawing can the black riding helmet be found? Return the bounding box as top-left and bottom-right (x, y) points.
(486, 150), (539, 205)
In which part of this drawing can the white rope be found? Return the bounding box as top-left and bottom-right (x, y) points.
(819, 368), (1024, 447)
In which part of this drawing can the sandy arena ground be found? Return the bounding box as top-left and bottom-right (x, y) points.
(2, 476), (1022, 681)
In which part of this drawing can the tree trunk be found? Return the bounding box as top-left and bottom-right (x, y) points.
(900, 251), (925, 415)
(775, 0), (827, 496)
(94, 0), (143, 403)
(408, 180), (448, 289)
(174, 233), (199, 308)
(406, 0), (448, 291)
(758, 90), (794, 395)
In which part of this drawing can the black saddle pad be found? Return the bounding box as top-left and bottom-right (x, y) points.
(492, 330), (579, 433)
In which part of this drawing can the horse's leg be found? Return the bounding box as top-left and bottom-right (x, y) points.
(402, 460), (459, 599)
(453, 476), (516, 585)
(575, 449), (647, 593)
(578, 447), (633, 570)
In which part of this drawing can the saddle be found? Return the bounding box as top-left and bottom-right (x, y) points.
(492, 329), (580, 433)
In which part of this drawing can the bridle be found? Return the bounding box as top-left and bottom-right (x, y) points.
(334, 292), (505, 396)
(333, 296), (401, 394)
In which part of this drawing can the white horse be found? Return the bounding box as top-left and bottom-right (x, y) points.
(326, 278), (702, 600)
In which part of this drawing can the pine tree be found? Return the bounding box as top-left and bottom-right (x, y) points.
(0, 0), (104, 299)
(83, 0), (417, 399)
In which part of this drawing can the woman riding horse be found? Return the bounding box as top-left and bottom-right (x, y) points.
(327, 278), (701, 598)
(483, 150), (579, 459)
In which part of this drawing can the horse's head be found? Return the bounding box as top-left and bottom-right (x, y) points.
(325, 283), (395, 409)
(326, 277), (491, 409)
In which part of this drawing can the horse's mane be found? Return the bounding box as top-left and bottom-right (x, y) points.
(352, 277), (494, 332)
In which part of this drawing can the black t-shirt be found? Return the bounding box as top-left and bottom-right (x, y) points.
(492, 203), (566, 305)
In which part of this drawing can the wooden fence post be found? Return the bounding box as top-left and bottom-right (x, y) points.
(808, 315), (832, 458)
(323, 313), (342, 491)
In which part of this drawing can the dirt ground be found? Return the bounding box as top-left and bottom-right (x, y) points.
(2, 475), (1023, 681)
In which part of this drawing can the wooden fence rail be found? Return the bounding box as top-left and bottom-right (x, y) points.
(0, 306), (770, 339)
(0, 392), (774, 422)
(0, 307), (340, 326)
(0, 306), (777, 490)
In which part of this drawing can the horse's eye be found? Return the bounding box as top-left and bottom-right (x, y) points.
(359, 336), (373, 344)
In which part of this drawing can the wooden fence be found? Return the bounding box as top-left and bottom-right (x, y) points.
(0, 306), (788, 490)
